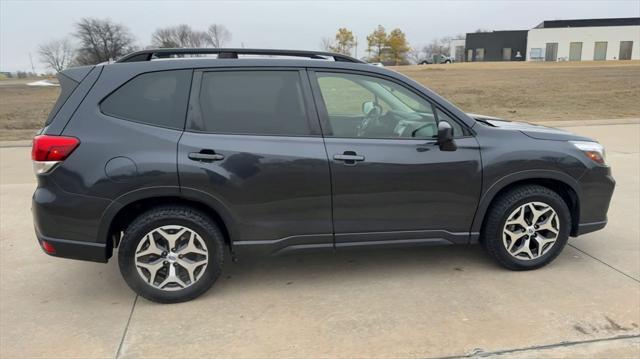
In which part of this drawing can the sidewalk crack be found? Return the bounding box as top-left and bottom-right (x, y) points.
(569, 244), (639, 283)
(115, 295), (139, 359)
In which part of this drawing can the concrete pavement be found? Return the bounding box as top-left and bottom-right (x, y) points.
(0, 124), (638, 358)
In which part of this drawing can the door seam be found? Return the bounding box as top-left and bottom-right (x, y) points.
(305, 69), (336, 248)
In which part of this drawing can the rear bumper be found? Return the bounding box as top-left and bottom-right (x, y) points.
(32, 179), (111, 263)
(36, 229), (108, 263)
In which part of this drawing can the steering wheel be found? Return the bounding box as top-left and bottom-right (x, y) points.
(357, 102), (383, 137)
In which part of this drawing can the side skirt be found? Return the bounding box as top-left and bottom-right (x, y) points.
(233, 230), (478, 257)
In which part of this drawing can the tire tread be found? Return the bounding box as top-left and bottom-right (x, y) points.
(481, 184), (570, 271)
(118, 205), (224, 303)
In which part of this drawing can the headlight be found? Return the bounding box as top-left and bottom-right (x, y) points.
(570, 141), (606, 165)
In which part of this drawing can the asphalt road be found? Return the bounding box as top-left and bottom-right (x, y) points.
(0, 124), (638, 358)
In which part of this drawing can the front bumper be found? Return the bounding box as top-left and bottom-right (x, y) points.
(576, 166), (615, 236)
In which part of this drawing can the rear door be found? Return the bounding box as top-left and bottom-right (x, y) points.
(178, 68), (333, 251)
(308, 70), (482, 245)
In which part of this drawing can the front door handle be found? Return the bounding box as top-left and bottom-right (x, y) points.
(188, 151), (225, 162)
(334, 154), (365, 161)
(334, 151), (365, 166)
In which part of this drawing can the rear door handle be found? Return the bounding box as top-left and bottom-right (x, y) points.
(188, 151), (225, 162)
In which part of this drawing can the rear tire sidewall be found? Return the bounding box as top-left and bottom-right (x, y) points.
(118, 208), (224, 303)
(485, 189), (571, 270)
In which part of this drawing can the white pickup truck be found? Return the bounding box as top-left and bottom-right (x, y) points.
(419, 54), (454, 64)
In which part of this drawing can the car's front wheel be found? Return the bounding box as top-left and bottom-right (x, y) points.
(481, 185), (571, 270)
(118, 206), (224, 303)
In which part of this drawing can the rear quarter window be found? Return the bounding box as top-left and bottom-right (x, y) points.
(45, 74), (78, 125)
(100, 70), (191, 129)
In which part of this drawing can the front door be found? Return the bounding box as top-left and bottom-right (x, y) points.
(309, 70), (482, 245)
(178, 69), (333, 252)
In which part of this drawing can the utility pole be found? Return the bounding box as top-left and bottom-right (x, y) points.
(354, 36), (358, 58)
(29, 52), (36, 75)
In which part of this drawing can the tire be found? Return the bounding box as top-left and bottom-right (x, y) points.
(118, 206), (225, 303)
(481, 185), (571, 270)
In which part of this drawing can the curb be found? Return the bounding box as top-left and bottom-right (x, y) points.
(0, 140), (31, 148)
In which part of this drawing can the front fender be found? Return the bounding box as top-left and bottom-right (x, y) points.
(469, 169), (582, 238)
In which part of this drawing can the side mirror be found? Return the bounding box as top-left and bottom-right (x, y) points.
(437, 121), (457, 151)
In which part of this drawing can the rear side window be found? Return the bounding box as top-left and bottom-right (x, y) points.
(45, 74), (78, 125)
(189, 70), (310, 136)
(101, 70), (191, 129)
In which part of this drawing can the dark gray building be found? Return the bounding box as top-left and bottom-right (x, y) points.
(465, 30), (528, 62)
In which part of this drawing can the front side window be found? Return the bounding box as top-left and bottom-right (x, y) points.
(190, 70), (310, 136)
(101, 70), (191, 129)
(316, 72), (444, 139)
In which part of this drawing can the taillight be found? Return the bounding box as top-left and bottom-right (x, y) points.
(41, 240), (56, 254)
(32, 135), (80, 174)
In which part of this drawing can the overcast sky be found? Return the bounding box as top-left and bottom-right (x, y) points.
(1, 0), (638, 72)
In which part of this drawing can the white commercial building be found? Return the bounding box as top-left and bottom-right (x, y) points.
(449, 39), (466, 62)
(526, 18), (640, 61)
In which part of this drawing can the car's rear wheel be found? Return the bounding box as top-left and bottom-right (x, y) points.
(481, 185), (571, 270)
(118, 206), (224, 303)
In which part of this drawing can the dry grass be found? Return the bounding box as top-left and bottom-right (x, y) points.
(0, 80), (59, 140)
(1, 61), (639, 140)
(392, 60), (640, 122)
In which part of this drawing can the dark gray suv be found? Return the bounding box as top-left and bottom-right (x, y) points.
(32, 48), (615, 303)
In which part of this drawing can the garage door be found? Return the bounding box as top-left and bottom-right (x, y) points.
(619, 41), (633, 60)
(545, 43), (558, 61)
(569, 42), (582, 61)
(594, 42), (608, 61)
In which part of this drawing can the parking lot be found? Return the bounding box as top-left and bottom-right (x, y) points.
(0, 122), (638, 358)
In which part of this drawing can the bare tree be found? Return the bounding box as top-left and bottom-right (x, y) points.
(38, 38), (75, 72)
(151, 24), (209, 48)
(319, 37), (334, 52)
(407, 48), (425, 64)
(206, 24), (231, 48)
(421, 36), (453, 60)
(74, 18), (135, 65)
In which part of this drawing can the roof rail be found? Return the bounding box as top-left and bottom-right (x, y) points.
(116, 48), (365, 64)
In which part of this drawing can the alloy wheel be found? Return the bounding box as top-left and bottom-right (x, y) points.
(502, 201), (560, 260)
(134, 225), (208, 291)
